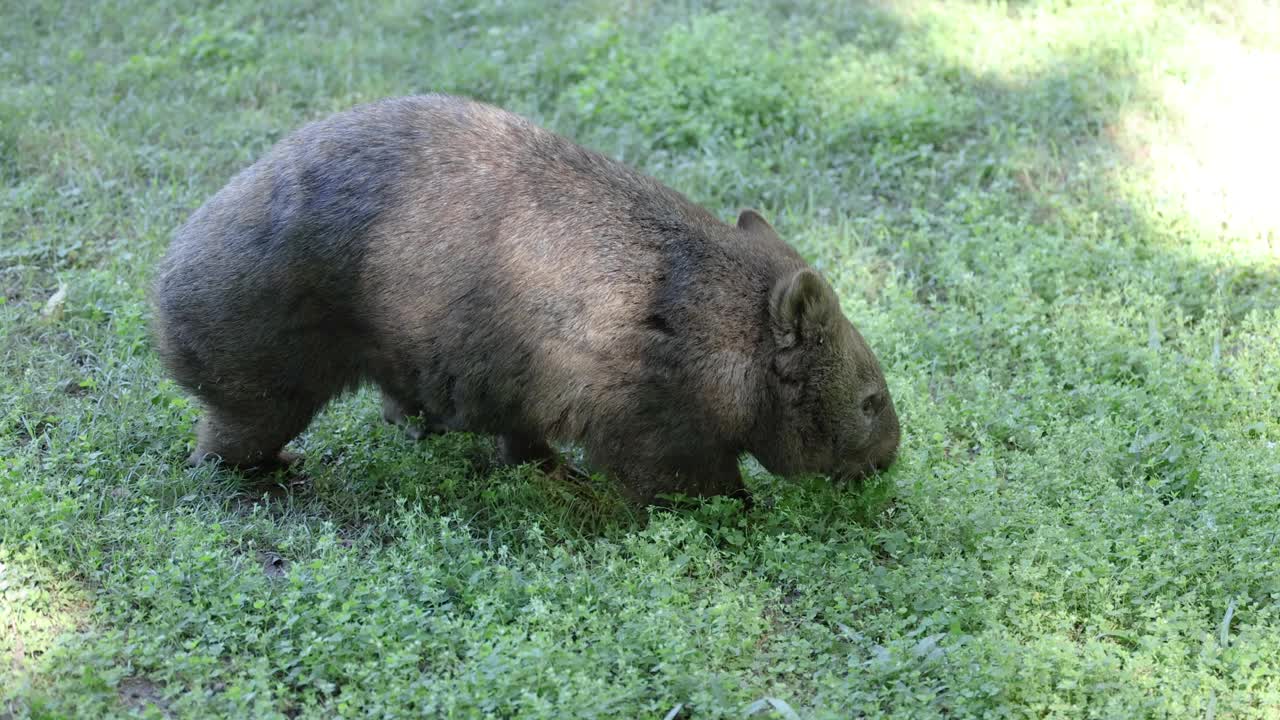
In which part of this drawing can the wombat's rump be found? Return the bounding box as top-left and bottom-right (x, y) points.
(152, 94), (900, 506)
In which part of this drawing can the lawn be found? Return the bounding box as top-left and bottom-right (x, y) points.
(3, 0), (1280, 717)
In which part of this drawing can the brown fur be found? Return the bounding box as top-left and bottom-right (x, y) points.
(151, 94), (900, 507)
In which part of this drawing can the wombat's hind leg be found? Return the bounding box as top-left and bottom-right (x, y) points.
(189, 401), (318, 471)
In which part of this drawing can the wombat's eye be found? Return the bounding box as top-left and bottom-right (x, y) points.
(861, 392), (883, 418)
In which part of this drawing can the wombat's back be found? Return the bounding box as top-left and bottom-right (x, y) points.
(347, 97), (796, 447)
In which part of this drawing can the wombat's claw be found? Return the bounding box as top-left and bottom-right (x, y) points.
(187, 448), (302, 473)
(548, 462), (593, 485)
(244, 450), (305, 475)
(276, 450), (303, 466)
(398, 423), (427, 441)
(381, 412), (437, 441)
(380, 396), (432, 440)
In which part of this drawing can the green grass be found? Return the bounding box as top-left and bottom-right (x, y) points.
(3, 0), (1280, 717)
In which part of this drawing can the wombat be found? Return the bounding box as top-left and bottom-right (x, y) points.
(151, 94), (900, 507)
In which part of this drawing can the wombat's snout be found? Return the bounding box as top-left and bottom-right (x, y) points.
(838, 444), (898, 483)
(871, 400), (902, 474)
(839, 395), (901, 482)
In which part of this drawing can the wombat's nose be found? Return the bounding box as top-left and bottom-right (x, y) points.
(872, 448), (897, 472)
(869, 404), (901, 473)
(837, 459), (887, 484)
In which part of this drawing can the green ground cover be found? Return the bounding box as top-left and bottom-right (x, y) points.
(3, 1), (1279, 716)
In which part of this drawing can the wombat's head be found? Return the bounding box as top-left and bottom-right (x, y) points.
(752, 260), (901, 483)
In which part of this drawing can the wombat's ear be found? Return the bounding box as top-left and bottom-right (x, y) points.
(770, 268), (837, 349)
(737, 209), (778, 238)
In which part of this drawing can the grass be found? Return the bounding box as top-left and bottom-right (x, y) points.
(3, 0), (1279, 717)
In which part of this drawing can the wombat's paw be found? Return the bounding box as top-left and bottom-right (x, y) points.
(389, 417), (448, 441)
(186, 447), (302, 473)
(396, 422), (427, 441)
(731, 487), (756, 512)
(380, 395), (439, 441)
(275, 450), (303, 467)
(495, 433), (559, 470)
(546, 461), (593, 486)
(623, 466), (754, 511)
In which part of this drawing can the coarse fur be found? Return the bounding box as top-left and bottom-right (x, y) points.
(151, 94), (900, 507)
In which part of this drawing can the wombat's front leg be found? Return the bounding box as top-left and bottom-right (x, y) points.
(380, 392), (447, 441)
(496, 432), (559, 472)
(619, 455), (753, 510)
